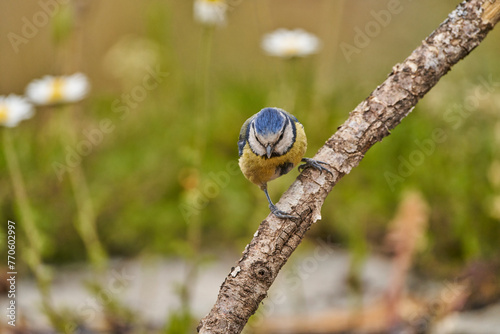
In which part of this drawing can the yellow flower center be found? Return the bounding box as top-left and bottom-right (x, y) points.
(282, 36), (301, 57)
(50, 78), (64, 103)
(205, 0), (223, 3)
(0, 105), (8, 124)
(284, 46), (300, 57)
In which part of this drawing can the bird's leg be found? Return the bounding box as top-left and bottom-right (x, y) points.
(262, 185), (297, 219)
(298, 158), (333, 176)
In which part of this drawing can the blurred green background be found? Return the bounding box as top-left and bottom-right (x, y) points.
(1, 0), (500, 330)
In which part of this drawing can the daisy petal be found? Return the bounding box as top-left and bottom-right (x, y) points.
(0, 95), (34, 128)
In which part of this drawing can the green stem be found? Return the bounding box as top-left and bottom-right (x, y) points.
(67, 163), (108, 269)
(286, 58), (300, 113)
(3, 129), (66, 331)
(179, 25), (215, 319)
(58, 110), (108, 270)
(3, 130), (42, 253)
(195, 26), (215, 165)
(188, 26), (215, 255)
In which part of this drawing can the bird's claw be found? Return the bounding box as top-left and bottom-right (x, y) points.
(269, 204), (297, 219)
(298, 158), (333, 176)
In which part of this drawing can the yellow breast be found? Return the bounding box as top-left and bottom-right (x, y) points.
(239, 122), (307, 189)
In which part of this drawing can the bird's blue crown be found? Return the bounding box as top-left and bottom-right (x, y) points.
(253, 108), (285, 135)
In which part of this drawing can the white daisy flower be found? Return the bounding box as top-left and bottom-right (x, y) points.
(25, 73), (90, 105)
(194, 0), (227, 26)
(262, 29), (321, 58)
(0, 95), (34, 128)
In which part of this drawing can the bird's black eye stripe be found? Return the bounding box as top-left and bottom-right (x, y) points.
(252, 123), (266, 148)
(278, 131), (284, 142)
(277, 118), (289, 143)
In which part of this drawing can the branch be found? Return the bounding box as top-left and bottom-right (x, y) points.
(198, 1), (500, 333)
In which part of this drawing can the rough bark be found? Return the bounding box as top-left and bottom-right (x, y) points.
(198, 1), (500, 333)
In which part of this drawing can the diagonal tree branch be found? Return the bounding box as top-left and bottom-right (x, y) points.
(198, 1), (500, 333)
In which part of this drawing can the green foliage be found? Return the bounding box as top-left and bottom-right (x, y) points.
(51, 4), (74, 46)
(163, 310), (195, 334)
(1, 0), (500, 287)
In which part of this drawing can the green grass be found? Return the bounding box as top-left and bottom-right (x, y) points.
(1, 0), (500, 330)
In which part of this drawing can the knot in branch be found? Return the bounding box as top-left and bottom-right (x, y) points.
(250, 261), (273, 283)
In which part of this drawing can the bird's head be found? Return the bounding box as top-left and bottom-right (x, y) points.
(248, 107), (295, 158)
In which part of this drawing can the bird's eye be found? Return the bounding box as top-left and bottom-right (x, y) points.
(278, 131), (284, 142)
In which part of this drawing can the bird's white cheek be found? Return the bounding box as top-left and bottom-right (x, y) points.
(274, 125), (294, 155)
(248, 131), (266, 156)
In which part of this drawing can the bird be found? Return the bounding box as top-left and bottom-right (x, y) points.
(238, 107), (331, 218)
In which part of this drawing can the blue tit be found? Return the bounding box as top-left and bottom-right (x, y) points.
(238, 107), (331, 218)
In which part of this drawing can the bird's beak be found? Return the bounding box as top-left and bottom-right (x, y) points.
(266, 145), (273, 158)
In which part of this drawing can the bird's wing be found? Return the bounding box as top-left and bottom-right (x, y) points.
(238, 114), (256, 157)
